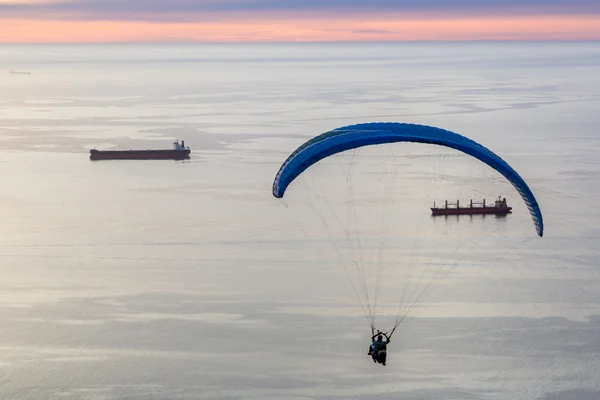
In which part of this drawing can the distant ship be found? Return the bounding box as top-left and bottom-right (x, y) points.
(431, 196), (512, 216)
(90, 140), (191, 160)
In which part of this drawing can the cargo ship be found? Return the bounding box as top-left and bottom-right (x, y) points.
(431, 196), (512, 216)
(90, 140), (190, 160)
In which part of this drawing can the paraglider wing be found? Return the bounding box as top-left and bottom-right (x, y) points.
(272, 122), (543, 237)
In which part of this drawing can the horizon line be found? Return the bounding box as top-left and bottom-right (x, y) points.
(2, 39), (600, 45)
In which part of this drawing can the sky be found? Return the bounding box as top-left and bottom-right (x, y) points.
(1, 0), (600, 42)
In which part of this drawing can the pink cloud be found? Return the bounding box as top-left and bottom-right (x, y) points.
(1, 16), (599, 42)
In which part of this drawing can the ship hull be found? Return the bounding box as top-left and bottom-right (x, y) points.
(431, 207), (512, 216)
(90, 149), (190, 160)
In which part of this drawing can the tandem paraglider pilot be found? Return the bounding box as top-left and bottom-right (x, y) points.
(368, 331), (390, 366)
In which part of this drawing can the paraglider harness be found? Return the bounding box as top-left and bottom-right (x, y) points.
(368, 327), (395, 366)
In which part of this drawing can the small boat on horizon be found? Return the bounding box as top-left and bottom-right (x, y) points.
(89, 140), (191, 161)
(431, 196), (512, 216)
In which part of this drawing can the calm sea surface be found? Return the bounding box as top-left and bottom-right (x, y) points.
(1, 42), (599, 399)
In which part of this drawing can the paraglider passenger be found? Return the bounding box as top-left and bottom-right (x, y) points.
(368, 331), (390, 366)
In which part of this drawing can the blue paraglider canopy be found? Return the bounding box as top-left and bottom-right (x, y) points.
(272, 122), (543, 237)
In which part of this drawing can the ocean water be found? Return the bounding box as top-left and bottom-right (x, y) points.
(0, 42), (599, 399)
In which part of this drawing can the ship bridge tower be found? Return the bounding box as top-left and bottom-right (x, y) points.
(173, 140), (186, 151)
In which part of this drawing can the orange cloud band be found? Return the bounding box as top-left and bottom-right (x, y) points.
(1, 16), (600, 42)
